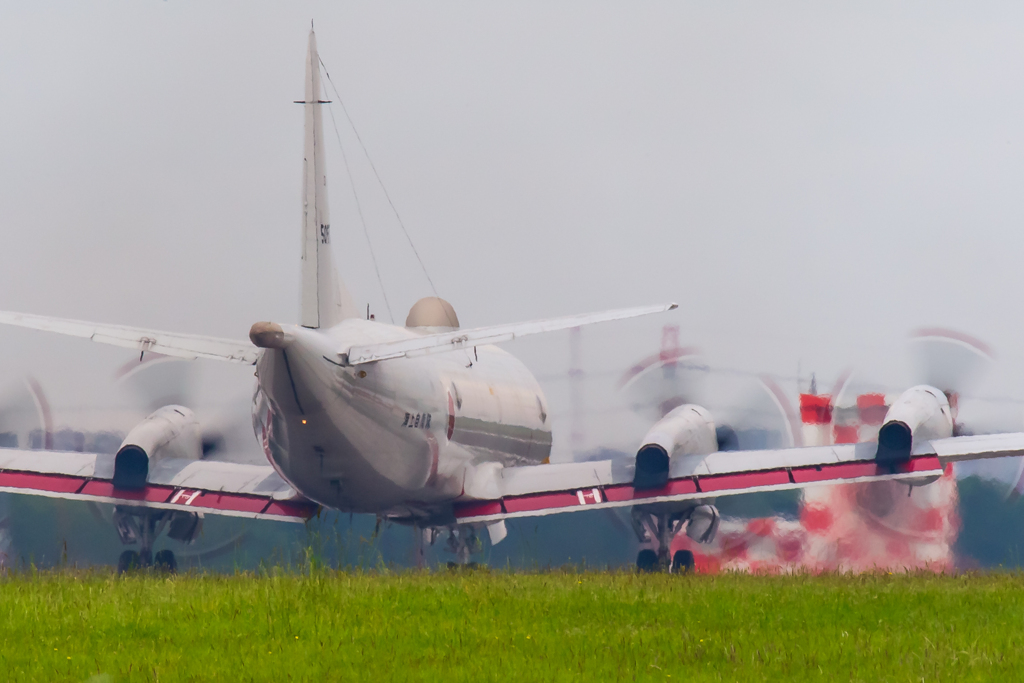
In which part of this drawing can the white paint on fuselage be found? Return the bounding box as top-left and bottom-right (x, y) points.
(251, 319), (551, 521)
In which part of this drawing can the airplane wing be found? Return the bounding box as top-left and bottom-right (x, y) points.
(345, 303), (678, 365)
(0, 311), (258, 364)
(453, 433), (1024, 524)
(0, 449), (318, 522)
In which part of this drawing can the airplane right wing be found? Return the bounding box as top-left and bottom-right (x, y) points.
(453, 433), (1024, 524)
(0, 449), (318, 522)
(0, 311), (258, 364)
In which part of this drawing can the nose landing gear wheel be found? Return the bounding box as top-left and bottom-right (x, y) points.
(117, 550), (142, 574)
(671, 550), (695, 574)
(154, 550), (177, 573)
(636, 549), (659, 573)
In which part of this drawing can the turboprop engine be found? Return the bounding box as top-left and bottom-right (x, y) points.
(621, 337), (800, 567)
(875, 385), (953, 466)
(634, 404), (717, 489)
(112, 405), (202, 490)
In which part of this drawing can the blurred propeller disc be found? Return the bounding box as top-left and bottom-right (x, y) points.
(908, 328), (993, 397)
(619, 343), (798, 451)
(710, 375), (799, 450)
(0, 377), (53, 450)
(116, 353), (198, 413)
(618, 346), (705, 422)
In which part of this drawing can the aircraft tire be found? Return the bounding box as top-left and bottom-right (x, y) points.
(445, 561), (481, 571)
(671, 550), (695, 574)
(117, 550), (142, 574)
(154, 550), (177, 573)
(636, 549), (659, 573)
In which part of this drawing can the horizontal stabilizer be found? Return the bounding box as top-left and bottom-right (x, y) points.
(345, 303), (678, 365)
(0, 311), (259, 364)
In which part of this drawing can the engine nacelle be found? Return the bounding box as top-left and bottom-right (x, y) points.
(113, 405), (202, 490)
(634, 405), (717, 489)
(876, 385), (953, 466)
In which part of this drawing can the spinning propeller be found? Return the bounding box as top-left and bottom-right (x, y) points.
(618, 327), (799, 453)
(115, 354), (256, 462)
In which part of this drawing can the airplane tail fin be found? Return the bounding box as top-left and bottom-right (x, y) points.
(300, 29), (359, 329)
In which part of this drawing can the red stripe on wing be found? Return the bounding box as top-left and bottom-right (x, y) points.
(454, 500), (504, 519)
(80, 481), (176, 502)
(612, 478), (699, 502)
(699, 469), (791, 492)
(897, 455), (941, 473)
(196, 493), (270, 514)
(790, 461), (880, 483)
(503, 492), (580, 513)
(0, 471), (87, 494)
(262, 500), (319, 519)
(453, 455), (946, 521)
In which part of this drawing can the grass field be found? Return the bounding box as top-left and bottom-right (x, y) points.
(1, 569), (1022, 682)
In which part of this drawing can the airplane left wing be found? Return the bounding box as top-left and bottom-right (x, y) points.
(453, 433), (1024, 524)
(0, 449), (318, 522)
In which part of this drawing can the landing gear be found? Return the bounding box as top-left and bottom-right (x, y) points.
(154, 549), (178, 573)
(413, 526), (440, 569)
(407, 522), (485, 568)
(113, 506), (199, 573)
(636, 549), (659, 573)
(671, 550), (695, 574)
(631, 504), (719, 573)
(445, 561), (481, 571)
(445, 525), (481, 566)
(116, 548), (177, 574)
(117, 550), (142, 573)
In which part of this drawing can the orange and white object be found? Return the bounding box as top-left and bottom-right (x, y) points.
(671, 386), (960, 573)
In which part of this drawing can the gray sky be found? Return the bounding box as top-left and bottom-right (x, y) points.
(2, 2), (1024, 456)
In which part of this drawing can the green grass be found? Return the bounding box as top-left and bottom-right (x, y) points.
(1, 569), (1022, 682)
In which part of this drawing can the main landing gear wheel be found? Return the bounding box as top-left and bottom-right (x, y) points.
(154, 549), (177, 573)
(636, 549), (659, 573)
(117, 550), (142, 574)
(446, 561), (481, 571)
(671, 550), (695, 574)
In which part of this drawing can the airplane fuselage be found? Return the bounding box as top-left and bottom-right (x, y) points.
(251, 319), (552, 522)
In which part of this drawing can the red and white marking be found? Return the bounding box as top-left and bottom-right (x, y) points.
(170, 489), (201, 506)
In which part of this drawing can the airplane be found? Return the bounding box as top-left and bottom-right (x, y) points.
(630, 329), (989, 573)
(0, 29), (1021, 573)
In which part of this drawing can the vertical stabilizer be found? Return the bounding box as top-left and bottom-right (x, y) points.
(300, 29), (358, 328)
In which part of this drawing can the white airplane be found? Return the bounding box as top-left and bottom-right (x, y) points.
(0, 29), (1022, 572)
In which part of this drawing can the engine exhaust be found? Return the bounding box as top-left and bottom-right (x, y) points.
(634, 444), (669, 490)
(876, 420), (912, 465)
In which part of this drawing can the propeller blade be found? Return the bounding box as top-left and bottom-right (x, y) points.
(714, 375), (799, 451)
(618, 348), (706, 420)
(908, 328), (993, 396)
(0, 377), (52, 449)
(115, 353), (198, 413)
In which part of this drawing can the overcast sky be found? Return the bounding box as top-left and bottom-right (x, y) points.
(3, 2), (1024, 456)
